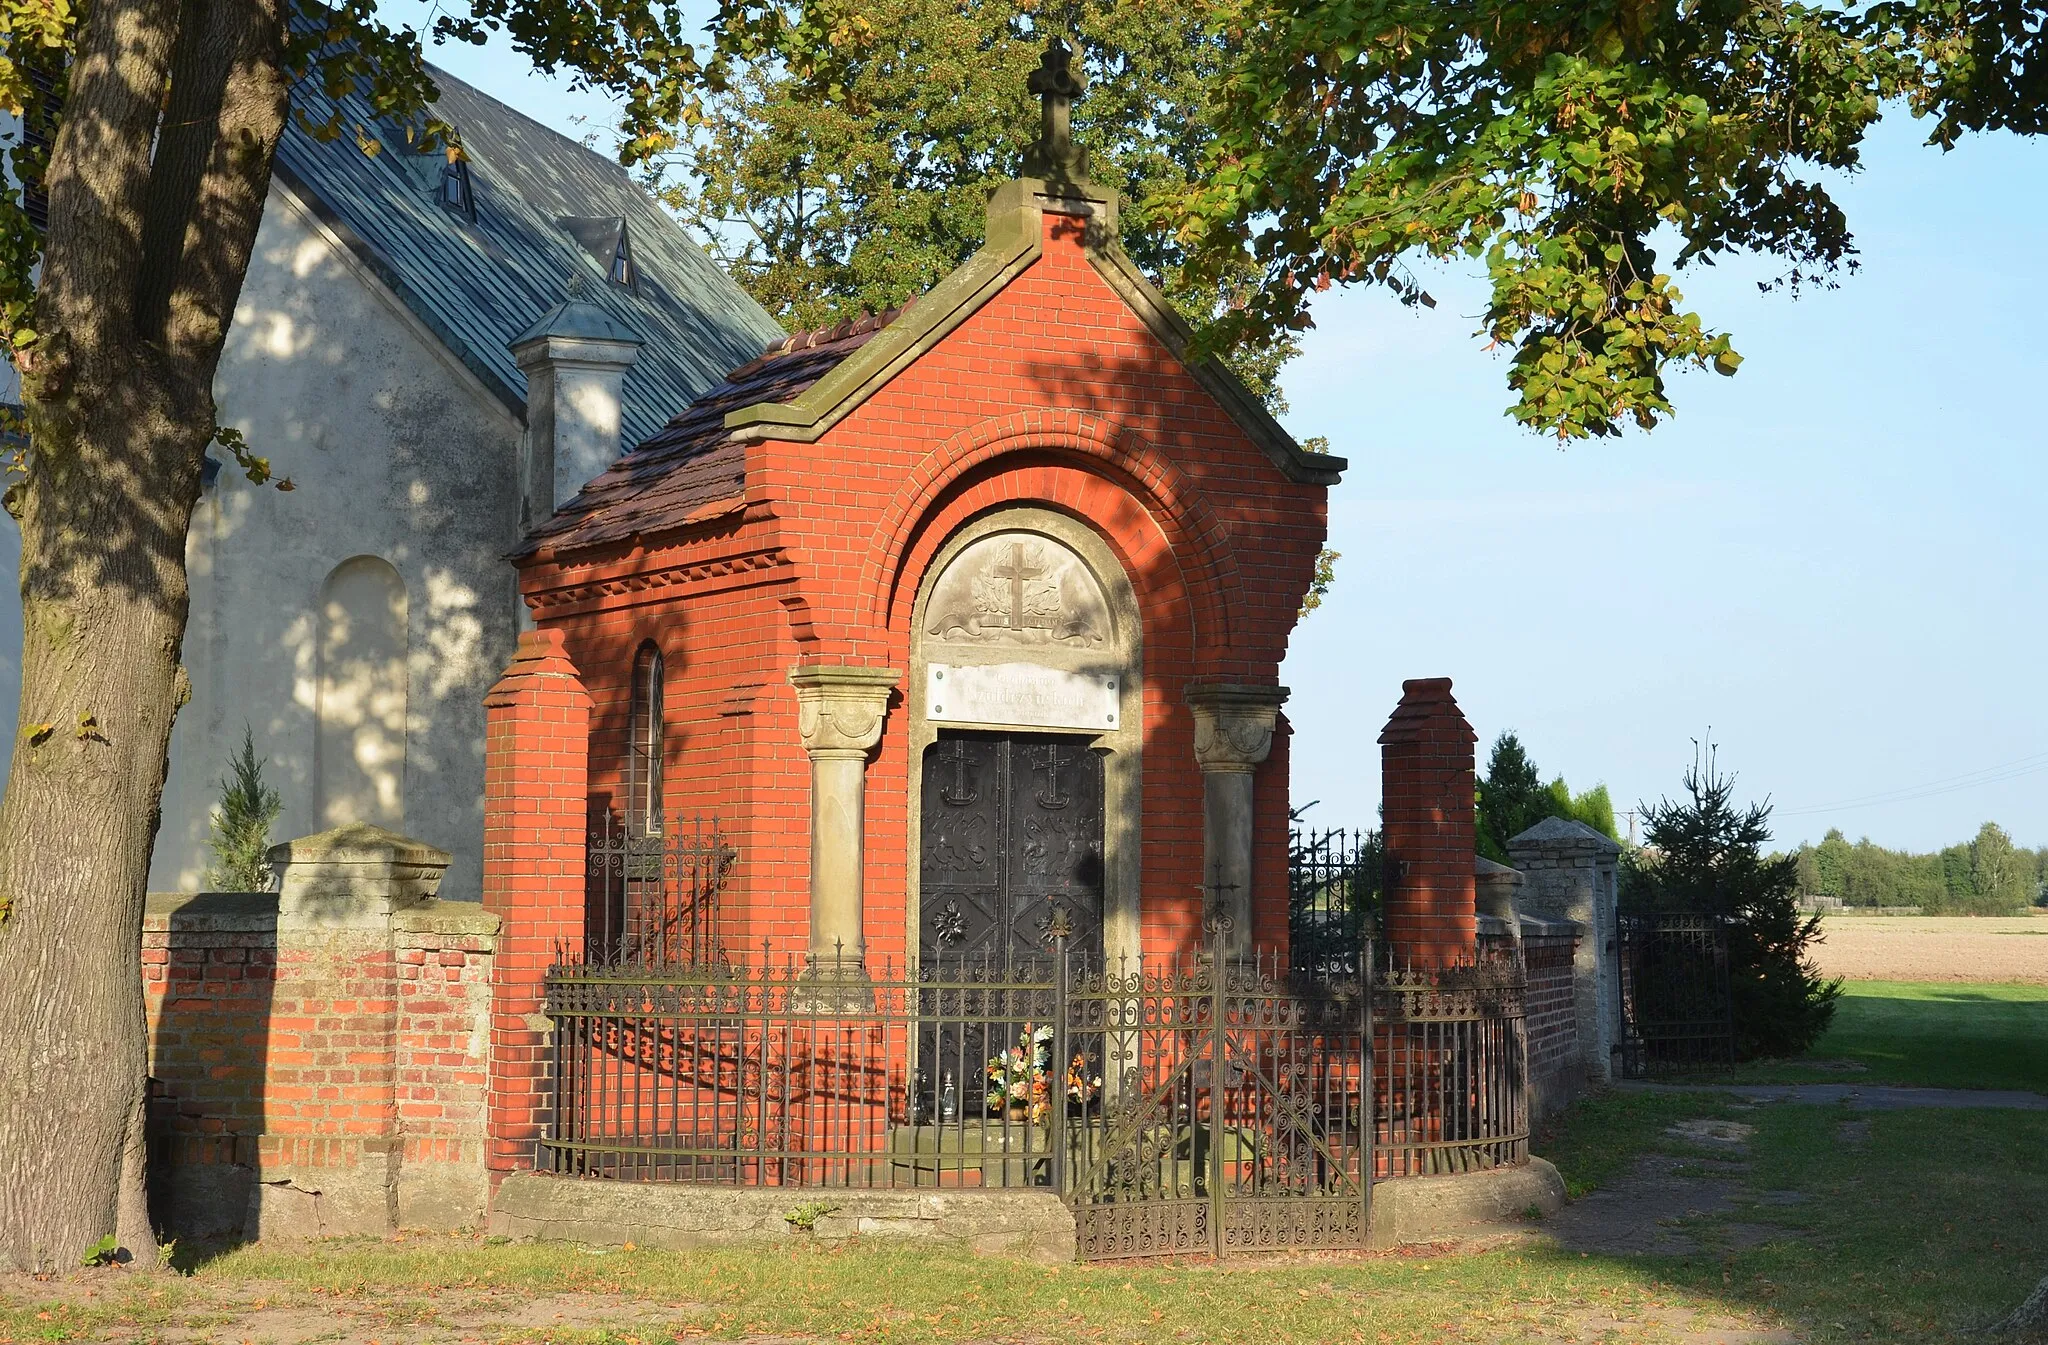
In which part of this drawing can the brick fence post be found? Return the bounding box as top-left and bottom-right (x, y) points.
(481, 628), (591, 1183)
(1378, 677), (1478, 967)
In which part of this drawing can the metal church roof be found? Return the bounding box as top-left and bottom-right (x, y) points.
(273, 61), (783, 449)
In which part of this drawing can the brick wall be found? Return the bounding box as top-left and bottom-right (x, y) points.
(480, 629), (591, 1181)
(1379, 679), (1479, 966)
(1521, 929), (1581, 1125)
(142, 893), (499, 1239)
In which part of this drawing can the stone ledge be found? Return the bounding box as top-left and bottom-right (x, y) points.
(1368, 1158), (1566, 1248)
(145, 891), (279, 932)
(489, 1172), (1075, 1261)
(393, 900), (502, 938)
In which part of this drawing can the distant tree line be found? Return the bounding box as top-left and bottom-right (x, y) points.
(1790, 825), (2047, 916)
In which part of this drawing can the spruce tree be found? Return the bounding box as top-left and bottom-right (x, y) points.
(205, 727), (282, 893)
(1629, 741), (1840, 1058)
(1476, 732), (1546, 862)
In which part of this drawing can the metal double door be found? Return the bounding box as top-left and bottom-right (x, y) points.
(919, 730), (1106, 965)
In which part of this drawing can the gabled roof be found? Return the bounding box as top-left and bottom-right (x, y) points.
(518, 307), (904, 557)
(275, 61), (782, 447)
(520, 42), (1345, 566)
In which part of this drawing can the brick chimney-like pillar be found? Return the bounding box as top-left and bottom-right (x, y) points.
(1378, 677), (1479, 967)
(480, 628), (591, 1181)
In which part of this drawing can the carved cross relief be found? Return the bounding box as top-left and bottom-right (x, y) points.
(925, 532), (1109, 647)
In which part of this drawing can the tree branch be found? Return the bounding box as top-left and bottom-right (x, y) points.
(150, 0), (287, 368)
(37, 0), (185, 361)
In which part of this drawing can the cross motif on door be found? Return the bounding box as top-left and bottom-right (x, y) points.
(938, 737), (980, 806)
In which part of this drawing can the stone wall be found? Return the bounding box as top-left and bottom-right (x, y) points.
(143, 825), (499, 1240)
(1508, 818), (1623, 1085)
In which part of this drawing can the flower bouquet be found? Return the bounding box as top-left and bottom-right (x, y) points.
(1066, 1052), (1102, 1112)
(985, 1026), (1105, 1123)
(987, 1024), (1053, 1122)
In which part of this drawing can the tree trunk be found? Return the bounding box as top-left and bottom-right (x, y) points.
(0, 358), (204, 1271)
(0, 0), (285, 1272)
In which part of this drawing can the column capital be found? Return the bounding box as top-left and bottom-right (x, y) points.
(789, 665), (901, 758)
(1185, 683), (1288, 773)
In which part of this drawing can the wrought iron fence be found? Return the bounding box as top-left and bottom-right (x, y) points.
(1372, 955), (1529, 1176)
(545, 946), (1064, 1186)
(1288, 827), (1381, 976)
(585, 814), (737, 968)
(1616, 912), (1735, 1077)
(543, 932), (1531, 1255)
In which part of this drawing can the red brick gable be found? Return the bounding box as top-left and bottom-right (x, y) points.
(513, 179), (1340, 968)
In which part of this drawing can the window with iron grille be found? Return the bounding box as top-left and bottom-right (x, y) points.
(626, 642), (664, 836)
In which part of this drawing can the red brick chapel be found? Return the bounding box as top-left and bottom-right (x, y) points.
(479, 39), (1344, 1091)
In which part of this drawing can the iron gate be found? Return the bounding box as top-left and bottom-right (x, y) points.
(1063, 950), (1373, 1259)
(1616, 912), (1735, 1076)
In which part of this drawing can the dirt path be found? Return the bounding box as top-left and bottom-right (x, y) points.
(1619, 1080), (2048, 1110)
(0, 1277), (736, 1345)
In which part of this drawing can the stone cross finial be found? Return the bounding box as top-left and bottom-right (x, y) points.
(1023, 36), (1090, 181)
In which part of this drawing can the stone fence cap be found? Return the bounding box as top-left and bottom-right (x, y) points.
(266, 821), (452, 868)
(1475, 855), (1522, 878)
(1506, 816), (1623, 853)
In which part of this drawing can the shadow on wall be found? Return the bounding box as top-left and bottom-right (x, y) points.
(142, 829), (500, 1244)
(144, 891), (280, 1242)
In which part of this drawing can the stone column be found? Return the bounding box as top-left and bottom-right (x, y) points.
(1474, 856), (1524, 957)
(1186, 684), (1288, 960)
(1508, 817), (1624, 1083)
(1378, 677), (1479, 967)
(789, 666), (900, 1002)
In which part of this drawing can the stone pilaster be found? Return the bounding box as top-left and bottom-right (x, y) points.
(1186, 684), (1287, 959)
(1474, 856), (1524, 956)
(1508, 817), (1624, 1083)
(789, 665), (900, 1004)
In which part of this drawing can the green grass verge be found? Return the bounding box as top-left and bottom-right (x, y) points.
(0, 1237), (1747, 1345)
(3, 1091), (2042, 1344)
(1715, 980), (2048, 1093)
(1655, 1102), (2048, 1341)
(1534, 1087), (1750, 1199)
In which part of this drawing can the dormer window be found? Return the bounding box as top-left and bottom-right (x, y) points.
(439, 157), (474, 221)
(609, 231), (635, 289)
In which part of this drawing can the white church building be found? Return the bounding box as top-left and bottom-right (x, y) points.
(0, 66), (781, 900)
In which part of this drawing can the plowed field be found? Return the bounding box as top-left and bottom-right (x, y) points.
(1811, 913), (2048, 984)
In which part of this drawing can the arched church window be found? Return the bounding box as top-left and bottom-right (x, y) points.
(626, 642), (664, 835)
(315, 556), (409, 831)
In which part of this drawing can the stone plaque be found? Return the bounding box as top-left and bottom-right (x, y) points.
(927, 662), (1119, 731)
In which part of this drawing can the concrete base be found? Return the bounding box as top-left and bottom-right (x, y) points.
(490, 1172), (1076, 1262)
(485, 1162), (1563, 1262)
(1367, 1158), (1566, 1248)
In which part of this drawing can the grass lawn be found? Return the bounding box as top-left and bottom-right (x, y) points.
(2, 1089), (2043, 1344)
(1712, 980), (2048, 1093)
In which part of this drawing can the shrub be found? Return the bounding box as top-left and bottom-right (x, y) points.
(205, 726), (282, 892)
(1624, 740), (1841, 1059)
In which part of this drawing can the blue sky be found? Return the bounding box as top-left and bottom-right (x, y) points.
(411, 28), (2048, 855)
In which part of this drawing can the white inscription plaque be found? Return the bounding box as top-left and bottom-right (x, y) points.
(926, 662), (1119, 731)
